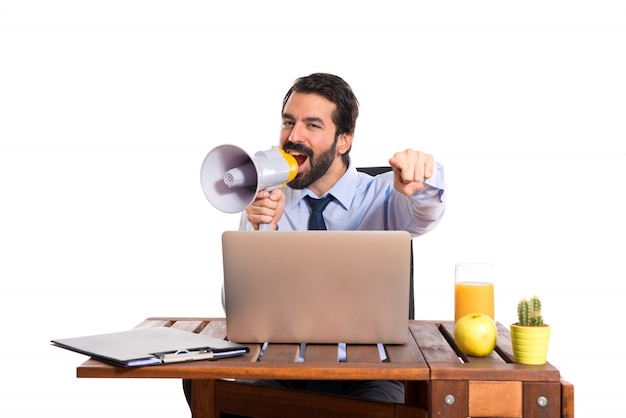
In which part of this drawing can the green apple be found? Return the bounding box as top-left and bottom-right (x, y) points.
(454, 312), (497, 357)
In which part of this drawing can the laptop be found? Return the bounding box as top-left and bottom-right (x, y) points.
(221, 230), (412, 344)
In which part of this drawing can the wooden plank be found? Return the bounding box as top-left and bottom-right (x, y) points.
(305, 344), (339, 363)
(409, 321), (459, 363)
(169, 319), (206, 333)
(347, 344), (384, 363)
(260, 343), (301, 363)
(197, 320), (227, 339)
(395, 404), (427, 418)
(495, 321), (515, 362)
(430, 362), (561, 382)
(561, 378), (575, 418)
(523, 381), (561, 418)
(214, 380), (399, 418)
(468, 381), (522, 417)
(429, 379), (467, 418)
(77, 356), (432, 380)
(385, 328), (426, 363)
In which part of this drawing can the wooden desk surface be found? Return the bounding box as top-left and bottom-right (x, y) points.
(77, 317), (561, 383)
(76, 317), (574, 418)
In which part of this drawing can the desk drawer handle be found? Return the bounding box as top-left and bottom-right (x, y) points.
(444, 394), (455, 405)
(537, 396), (548, 407)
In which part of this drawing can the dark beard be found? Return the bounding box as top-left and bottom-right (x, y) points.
(284, 139), (337, 190)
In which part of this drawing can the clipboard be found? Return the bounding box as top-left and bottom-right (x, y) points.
(51, 326), (250, 367)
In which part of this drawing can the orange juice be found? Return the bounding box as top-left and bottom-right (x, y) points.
(454, 281), (494, 322)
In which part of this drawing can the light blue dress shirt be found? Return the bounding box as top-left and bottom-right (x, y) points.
(240, 158), (446, 237)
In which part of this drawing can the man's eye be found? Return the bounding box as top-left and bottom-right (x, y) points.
(282, 121), (294, 127)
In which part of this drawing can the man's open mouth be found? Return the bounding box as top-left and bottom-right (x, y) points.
(287, 152), (309, 168)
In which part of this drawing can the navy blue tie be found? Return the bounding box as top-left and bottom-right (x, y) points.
(305, 195), (333, 230)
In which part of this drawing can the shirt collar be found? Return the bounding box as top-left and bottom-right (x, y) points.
(286, 158), (360, 211)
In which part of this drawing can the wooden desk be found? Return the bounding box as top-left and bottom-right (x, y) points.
(77, 317), (574, 418)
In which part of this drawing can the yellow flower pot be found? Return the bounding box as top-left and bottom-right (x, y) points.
(510, 323), (551, 365)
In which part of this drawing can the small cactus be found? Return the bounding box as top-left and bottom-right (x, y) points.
(517, 295), (544, 326)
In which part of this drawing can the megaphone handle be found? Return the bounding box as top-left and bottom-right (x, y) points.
(259, 223), (272, 231)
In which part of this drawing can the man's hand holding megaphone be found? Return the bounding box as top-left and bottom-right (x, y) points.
(245, 189), (287, 231)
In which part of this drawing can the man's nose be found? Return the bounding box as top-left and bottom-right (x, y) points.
(288, 124), (304, 143)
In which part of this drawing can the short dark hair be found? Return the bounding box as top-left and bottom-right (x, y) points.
(282, 73), (359, 166)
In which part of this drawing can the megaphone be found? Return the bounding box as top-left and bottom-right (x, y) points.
(200, 144), (298, 217)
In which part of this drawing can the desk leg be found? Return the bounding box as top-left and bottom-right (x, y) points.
(429, 380), (468, 418)
(561, 379), (575, 418)
(191, 379), (216, 418)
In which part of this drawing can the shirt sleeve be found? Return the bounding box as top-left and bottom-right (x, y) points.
(390, 162), (446, 237)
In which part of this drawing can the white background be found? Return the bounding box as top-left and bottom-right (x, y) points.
(1, 1), (624, 417)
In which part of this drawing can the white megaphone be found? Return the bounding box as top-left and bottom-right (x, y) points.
(200, 144), (298, 221)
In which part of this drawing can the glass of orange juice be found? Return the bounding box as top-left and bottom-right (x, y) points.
(454, 263), (494, 322)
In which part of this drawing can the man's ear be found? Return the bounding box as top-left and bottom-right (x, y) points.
(336, 133), (353, 155)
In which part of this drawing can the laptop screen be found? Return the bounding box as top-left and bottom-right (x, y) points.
(222, 230), (411, 344)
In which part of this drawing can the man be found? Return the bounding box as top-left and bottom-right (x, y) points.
(244, 72), (445, 236)
(184, 73), (445, 409)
